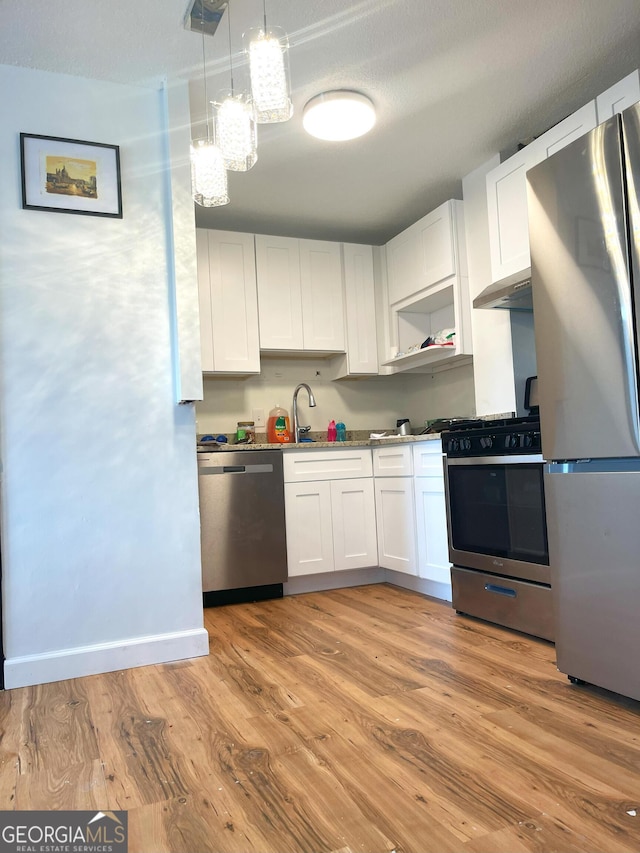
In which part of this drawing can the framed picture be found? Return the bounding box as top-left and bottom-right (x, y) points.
(20, 133), (122, 218)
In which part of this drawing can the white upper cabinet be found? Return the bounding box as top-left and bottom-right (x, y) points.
(486, 101), (597, 285)
(486, 145), (543, 285)
(196, 229), (260, 375)
(387, 200), (460, 306)
(536, 101), (598, 158)
(256, 235), (345, 353)
(334, 243), (378, 377)
(382, 200), (472, 374)
(255, 235), (304, 350)
(299, 239), (345, 351)
(596, 70), (640, 124)
(386, 226), (419, 306)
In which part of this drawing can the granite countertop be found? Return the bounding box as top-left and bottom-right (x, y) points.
(196, 413), (514, 452)
(196, 431), (443, 452)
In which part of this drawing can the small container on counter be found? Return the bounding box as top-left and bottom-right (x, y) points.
(236, 421), (255, 443)
(336, 421), (346, 441)
(327, 420), (337, 442)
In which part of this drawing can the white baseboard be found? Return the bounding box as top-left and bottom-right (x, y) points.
(284, 567), (385, 595)
(3, 627), (210, 690)
(384, 571), (453, 602)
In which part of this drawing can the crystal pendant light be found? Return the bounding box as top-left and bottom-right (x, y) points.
(190, 4), (229, 207)
(214, 1), (258, 171)
(244, 0), (292, 124)
(191, 138), (229, 206)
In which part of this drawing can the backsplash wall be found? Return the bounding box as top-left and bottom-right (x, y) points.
(196, 358), (475, 435)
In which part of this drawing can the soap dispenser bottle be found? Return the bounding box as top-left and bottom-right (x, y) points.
(327, 420), (337, 442)
(336, 421), (346, 442)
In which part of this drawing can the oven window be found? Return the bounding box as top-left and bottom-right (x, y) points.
(447, 463), (548, 564)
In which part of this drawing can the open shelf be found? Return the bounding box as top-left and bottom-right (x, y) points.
(381, 346), (472, 374)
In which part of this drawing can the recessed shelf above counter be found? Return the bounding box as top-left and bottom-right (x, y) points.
(380, 200), (473, 375)
(381, 346), (472, 374)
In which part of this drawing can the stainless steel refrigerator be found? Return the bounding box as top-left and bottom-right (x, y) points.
(527, 101), (640, 701)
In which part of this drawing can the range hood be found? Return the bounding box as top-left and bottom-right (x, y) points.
(473, 268), (532, 311)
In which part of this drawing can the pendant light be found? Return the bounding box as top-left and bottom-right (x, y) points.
(214, 1), (258, 171)
(190, 3), (229, 207)
(244, 0), (292, 124)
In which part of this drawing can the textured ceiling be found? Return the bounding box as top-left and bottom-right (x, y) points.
(1, 0), (640, 243)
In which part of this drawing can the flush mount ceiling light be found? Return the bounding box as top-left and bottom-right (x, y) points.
(302, 90), (376, 142)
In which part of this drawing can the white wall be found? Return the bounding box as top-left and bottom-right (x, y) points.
(462, 157), (518, 416)
(0, 65), (207, 688)
(196, 359), (476, 435)
(511, 312), (537, 416)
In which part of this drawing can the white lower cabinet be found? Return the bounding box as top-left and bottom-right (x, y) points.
(413, 441), (452, 585)
(372, 445), (416, 575)
(284, 449), (377, 577)
(284, 480), (334, 576)
(284, 442), (451, 588)
(331, 478), (378, 571)
(373, 477), (417, 575)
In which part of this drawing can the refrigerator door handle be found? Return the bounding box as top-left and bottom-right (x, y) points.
(622, 102), (640, 449)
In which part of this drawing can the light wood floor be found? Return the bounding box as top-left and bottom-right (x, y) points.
(2, 584), (640, 853)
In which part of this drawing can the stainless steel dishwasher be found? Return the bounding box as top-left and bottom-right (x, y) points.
(197, 449), (287, 605)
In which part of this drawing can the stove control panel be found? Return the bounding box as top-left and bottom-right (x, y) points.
(442, 420), (541, 457)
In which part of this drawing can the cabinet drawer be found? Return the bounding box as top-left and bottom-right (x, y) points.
(283, 448), (373, 482)
(451, 567), (554, 641)
(373, 444), (413, 477)
(412, 440), (444, 477)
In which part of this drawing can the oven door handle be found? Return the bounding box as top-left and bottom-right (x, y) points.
(484, 583), (517, 598)
(446, 454), (544, 466)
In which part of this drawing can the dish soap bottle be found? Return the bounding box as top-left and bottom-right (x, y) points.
(336, 421), (346, 442)
(327, 420), (337, 442)
(267, 405), (291, 443)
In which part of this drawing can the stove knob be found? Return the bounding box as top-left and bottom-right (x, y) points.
(480, 435), (493, 449)
(505, 433), (517, 449)
(447, 438), (459, 453)
(461, 437), (471, 451)
(522, 433), (533, 448)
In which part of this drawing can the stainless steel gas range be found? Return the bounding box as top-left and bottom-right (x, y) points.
(442, 416), (553, 641)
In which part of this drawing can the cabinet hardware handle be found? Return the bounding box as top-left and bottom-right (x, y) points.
(484, 583), (516, 597)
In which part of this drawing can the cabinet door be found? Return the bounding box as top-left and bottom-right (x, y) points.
(373, 445), (413, 477)
(198, 230), (260, 374)
(387, 224), (419, 305)
(299, 239), (345, 351)
(342, 243), (378, 374)
(486, 144), (543, 283)
(536, 101), (597, 159)
(256, 235), (304, 350)
(331, 478), (378, 571)
(374, 477), (417, 575)
(285, 481), (333, 576)
(596, 70), (640, 124)
(487, 102), (597, 284)
(414, 478), (451, 584)
(415, 201), (456, 290)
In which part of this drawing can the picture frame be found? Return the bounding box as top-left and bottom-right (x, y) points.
(20, 133), (122, 218)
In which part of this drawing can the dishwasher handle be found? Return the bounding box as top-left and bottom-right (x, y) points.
(199, 463), (275, 475)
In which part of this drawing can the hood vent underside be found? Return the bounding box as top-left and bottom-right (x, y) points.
(473, 270), (533, 311)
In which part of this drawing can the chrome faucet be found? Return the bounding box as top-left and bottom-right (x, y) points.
(292, 383), (317, 443)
